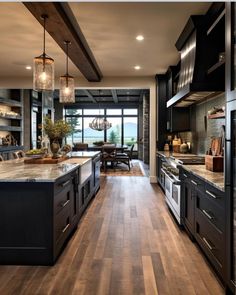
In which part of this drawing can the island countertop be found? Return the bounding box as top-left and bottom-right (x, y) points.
(0, 157), (91, 182)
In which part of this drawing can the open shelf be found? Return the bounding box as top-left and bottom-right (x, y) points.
(0, 97), (22, 107)
(207, 112), (225, 119)
(207, 8), (226, 36)
(0, 126), (22, 132)
(207, 60), (225, 75)
(0, 115), (22, 120)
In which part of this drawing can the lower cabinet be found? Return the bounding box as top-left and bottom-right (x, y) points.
(180, 167), (226, 283)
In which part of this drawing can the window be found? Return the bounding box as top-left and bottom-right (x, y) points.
(64, 107), (138, 149)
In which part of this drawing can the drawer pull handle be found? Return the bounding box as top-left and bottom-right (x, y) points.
(62, 223), (70, 233)
(202, 209), (213, 220)
(206, 190), (217, 199)
(61, 199), (70, 208)
(60, 180), (70, 187)
(183, 174), (188, 178)
(191, 180), (198, 186)
(202, 237), (214, 251)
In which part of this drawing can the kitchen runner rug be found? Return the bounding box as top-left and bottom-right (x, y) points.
(100, 160), (145, 177)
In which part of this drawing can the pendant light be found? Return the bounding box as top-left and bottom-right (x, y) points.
(89, 91), (112, 131)
(33, 15), (54, 91)
(59, 41), (75, 103)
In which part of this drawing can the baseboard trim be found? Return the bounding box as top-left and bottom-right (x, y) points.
(149, 176), (157, 183)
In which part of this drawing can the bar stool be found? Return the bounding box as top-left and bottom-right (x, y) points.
(0, 155), (4, 161)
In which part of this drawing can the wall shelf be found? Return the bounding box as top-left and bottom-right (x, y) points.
(207, 60), (225, 75)
(0, 97), (22, 107)
(0, 126), (22, 132)
(207, 112), (225, 119)
(0, 115), (22, 120)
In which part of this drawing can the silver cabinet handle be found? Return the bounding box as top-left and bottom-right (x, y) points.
(202, 237), (214, 251)
(183, 173), (188, 178)
(60, 179), (70, 187)
(191, 180), (198, 186)
(62, 223), (70, 233)
(206, 190), (217, 199)
(202, 209), (213, 220)
(61, 199), (70, 208)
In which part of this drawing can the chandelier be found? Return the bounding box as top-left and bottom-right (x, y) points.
(33, 15), (54, 91)
(89, 117), (112, 131)
(59, 41), (75, 103)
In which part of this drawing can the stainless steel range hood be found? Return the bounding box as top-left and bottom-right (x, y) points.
(167, 16), (224, 108)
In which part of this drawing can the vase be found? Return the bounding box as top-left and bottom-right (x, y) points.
(50, 139), (60, 159)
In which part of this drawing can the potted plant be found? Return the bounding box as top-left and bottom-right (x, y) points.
(43, 117), (72, 158)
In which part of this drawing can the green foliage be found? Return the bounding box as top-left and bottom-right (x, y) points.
(108, 130), (119, 143)
(43, 117), (72, 140)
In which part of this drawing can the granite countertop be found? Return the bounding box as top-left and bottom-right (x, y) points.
(157, 151), (199, 158)
(181, 165), (224, 192)
(0, 157), (91, 183)
(69, 151), (100, 158)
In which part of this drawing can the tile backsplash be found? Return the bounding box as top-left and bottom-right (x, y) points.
(179, 93), (225, 155)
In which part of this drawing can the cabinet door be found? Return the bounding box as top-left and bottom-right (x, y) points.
(183, 179), (195, 235)
(226, 2), (236, 102)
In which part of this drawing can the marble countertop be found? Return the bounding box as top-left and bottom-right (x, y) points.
(69, 151), (100, 158)
(0, 157), (91, 183)
(181, 165), (224, 192)
(157, 150), (199, 158)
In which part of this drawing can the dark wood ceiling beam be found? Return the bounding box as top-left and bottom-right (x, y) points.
(83, 90), (97, 103)
(111, 90), (118, 103)
(23, 2), (102, 82)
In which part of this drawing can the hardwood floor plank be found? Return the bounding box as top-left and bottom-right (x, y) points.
(0, 175), (224, 295)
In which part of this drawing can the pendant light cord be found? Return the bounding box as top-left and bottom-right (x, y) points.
(43, 16), (46, 55)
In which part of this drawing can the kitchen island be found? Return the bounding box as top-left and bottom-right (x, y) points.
(0, 155), (98, 265)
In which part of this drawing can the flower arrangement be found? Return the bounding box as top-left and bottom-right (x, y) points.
(43, 117), (72, 141)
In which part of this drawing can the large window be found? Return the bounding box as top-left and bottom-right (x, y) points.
(64, 108), (138, 150)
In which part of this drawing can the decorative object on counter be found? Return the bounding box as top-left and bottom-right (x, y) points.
(40, 134), (51, 156)
(25, 149), (45, 159)
(60, 144), (72, 155)
(205, 137), (224, 172)
(24, 155), (69, 164)
(164, 143), (169, 151)
(180, 142), (189, 153)
(2, 134), (17, 146)
(172, 135), (181, 153)
(59, 41), (75, 104)
(33, 15), (54, 91)
(43, 117), (72, 158)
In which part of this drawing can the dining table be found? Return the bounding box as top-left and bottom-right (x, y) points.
(87, 144), (128, 153)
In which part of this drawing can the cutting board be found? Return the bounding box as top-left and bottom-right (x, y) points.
(210, 137), (222, 156)
(24, 156), (68, 164)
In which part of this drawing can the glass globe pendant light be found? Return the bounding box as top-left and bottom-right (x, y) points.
(33, 15), (54, 91)
(59, 41), (75, 103)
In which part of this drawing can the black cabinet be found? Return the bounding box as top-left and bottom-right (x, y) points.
(180, 167), (226, 282)
(157, 154), (165, 190)
(92, 155), (100, 195)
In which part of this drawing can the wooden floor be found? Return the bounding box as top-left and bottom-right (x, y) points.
(0, 176), (224, 295)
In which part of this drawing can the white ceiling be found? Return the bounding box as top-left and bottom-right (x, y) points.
(0, 2), (210, 80)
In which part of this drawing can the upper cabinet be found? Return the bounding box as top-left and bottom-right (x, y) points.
(167, 3), (226, 109)
(226, 2), (236, 102)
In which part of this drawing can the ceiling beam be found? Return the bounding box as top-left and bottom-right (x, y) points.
(111, 90), (118, 103)
(83, 90), (97, 103)
(23, 2), (102, 82)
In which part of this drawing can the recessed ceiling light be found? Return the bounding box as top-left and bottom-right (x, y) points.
(136, 35), (144, 41)
(134, 65), (141, 70)
(25, 66), (32, 70)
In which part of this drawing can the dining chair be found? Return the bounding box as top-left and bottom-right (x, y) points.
(101, 147), (117, 172)
(12, 150), (25, 159)
(73, 143), (88, 151)
(115, 152), (130, 170)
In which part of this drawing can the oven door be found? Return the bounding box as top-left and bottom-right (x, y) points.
(171, 182), (181, 219)
(164, 172), (173, 204)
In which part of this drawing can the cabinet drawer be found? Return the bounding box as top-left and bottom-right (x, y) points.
(190, 174), (204, 193)
(205, 183), (225, 209)
(54, 180), (72, 215)
(54, 174), (72, 194)
(196, 192), (225, 233)
(195, 209), (224, 270)
(54, 207), (71, 244)
(180, 168), (191, 180)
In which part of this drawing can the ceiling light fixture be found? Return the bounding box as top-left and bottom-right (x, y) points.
(134, 65), (141, 70)
(33, 15), (54, 91)
(25, 66), (32, 70)
(136, 35), (144, 41)
(59, 41), (75, 103)
(89, 91), (112, 131)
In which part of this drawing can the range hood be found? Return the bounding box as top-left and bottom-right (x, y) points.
(167, 16), (224, 108)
